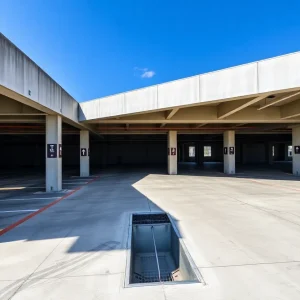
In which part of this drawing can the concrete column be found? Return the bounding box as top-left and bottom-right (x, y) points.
(46, 115), (62, 192)
(80, 130), (90, 177)
(292, 127), (300, 176)
(168, 131), (177, 175)
(223, 130), (235, 174)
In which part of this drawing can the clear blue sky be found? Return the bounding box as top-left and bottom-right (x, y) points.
(1, 1), (300, 102)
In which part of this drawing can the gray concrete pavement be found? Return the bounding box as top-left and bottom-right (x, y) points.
(0, 168), (300, 299)
(0, 171), (97, 230)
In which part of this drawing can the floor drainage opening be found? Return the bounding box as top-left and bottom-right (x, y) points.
(126, 213), (201, 286)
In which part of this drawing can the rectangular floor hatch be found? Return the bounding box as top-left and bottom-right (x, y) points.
(126, 213), (201, 286)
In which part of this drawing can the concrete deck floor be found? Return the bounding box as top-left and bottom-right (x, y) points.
(0, 170), (97, 230)
(0, 168), (300, 299)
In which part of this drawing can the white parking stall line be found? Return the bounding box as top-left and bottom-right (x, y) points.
(63, 179), (89, 181)
(63, 180), (89, 182)
(0, 197), (58, 202)
(63, 182), (88, 185)
(70, 176), (98, 178)
(0, 209), (38, 213)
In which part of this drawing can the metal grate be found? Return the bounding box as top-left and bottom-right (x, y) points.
(132, 213), (170, 225)
(133, 254), (173, 283)
(133, 271), (172, 283)
(127, 212), (200, 286)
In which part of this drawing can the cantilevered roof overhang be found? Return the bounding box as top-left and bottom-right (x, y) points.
(79, 52), (300, 134)
(79, 52), (300, 123)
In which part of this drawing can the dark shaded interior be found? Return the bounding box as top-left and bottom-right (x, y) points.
(0, 133), (292, 174)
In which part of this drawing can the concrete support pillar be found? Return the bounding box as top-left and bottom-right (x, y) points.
(292, 127), (300, 176)
(168, 131), (177, 175)
(80, 130), (90, 177)
(46, 115), (62, 192)
(223, 130), (235, 174)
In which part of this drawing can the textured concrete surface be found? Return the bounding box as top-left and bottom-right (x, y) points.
(1, 168), (300, 299)
(0, 170), (94, 230)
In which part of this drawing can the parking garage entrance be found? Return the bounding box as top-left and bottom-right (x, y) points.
(87, 133), (292, 174)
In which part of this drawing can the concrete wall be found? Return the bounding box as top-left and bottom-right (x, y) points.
(79, 52), (300, 120)
(0, 34), (78, 122)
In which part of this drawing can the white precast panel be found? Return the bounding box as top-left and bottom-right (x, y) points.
(38, 71), (62, 113)
(23, 56), (39, 101)
(158, 75), (199, 108)
(80, 94), (125, 120)
(258, 52), (300, 93)
(200, 62), (258, 102)
(61, 90), (78, 121)
(124, 85), (158, 114)
(0, 36), (24, 95)
(99, 94), (125, 117)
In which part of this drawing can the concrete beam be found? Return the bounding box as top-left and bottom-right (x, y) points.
(258, 91), (300, 110)
(90, 106), (300, 124)
(281, 100), (300, 119)
(0, 117), (45, 123)
(0, 94), (44, 114)
(217, 95), (267, 119)
(0, 113), (46, 116)
(166, 108), (180, 119)
(195, 123), (207, 128)
(0, 85), (101, 137)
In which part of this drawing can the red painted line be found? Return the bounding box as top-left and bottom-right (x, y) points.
(0, 175), (100, 237)
(85, 176), (100, 185)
